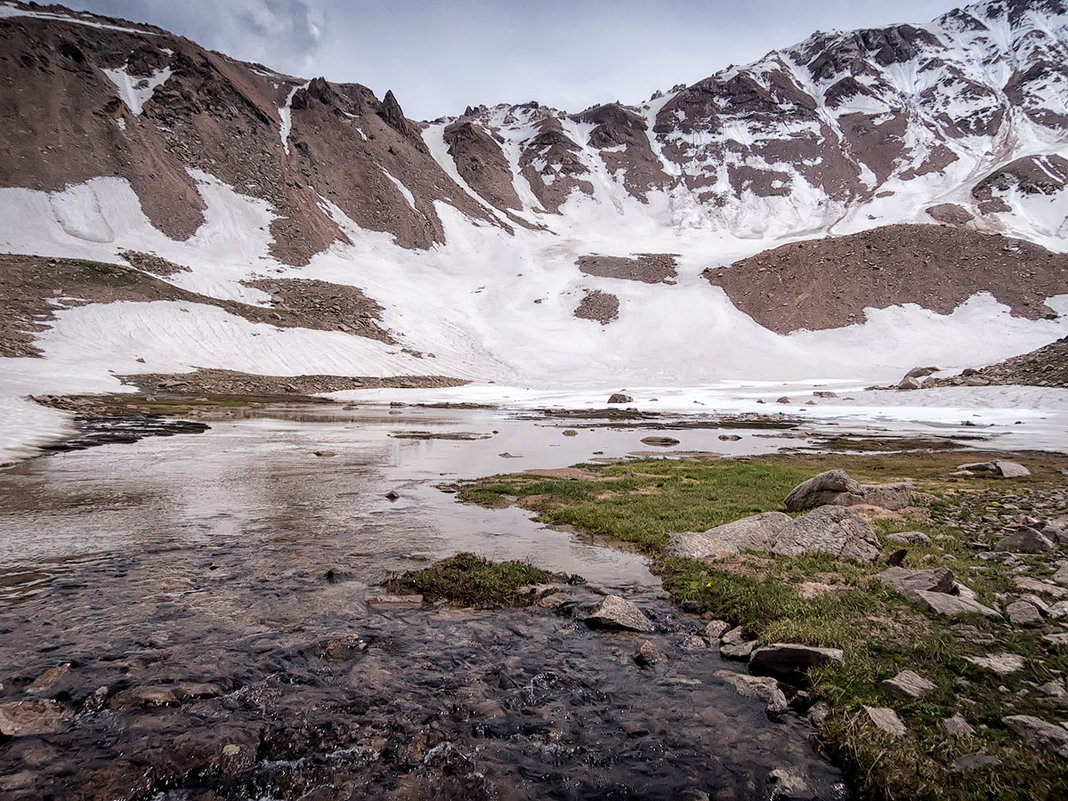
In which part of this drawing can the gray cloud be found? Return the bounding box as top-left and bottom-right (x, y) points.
(65, 0), (326, 73)
(63, 0), (965, 119)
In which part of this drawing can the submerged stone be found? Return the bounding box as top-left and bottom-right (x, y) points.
(584, 595), (654, 632)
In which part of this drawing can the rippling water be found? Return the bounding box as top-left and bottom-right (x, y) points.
(0, 405), (849, 800)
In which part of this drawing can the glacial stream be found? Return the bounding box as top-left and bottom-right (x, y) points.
(0, 404), (876, 800)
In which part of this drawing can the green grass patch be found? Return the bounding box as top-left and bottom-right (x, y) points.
(383, 552), (581, 608)
(656, 548), (1068, 800)
(455, 459), (810, 552)
(455, 452), (1068, 799)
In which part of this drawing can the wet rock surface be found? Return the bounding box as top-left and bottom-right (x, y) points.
(584, 594), (655, 632)
(749, 644), (844, 684)
(33, 413), (210, 454)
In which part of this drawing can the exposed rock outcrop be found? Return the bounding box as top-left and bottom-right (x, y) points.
(666, 506), (880, 563)
(784, 469), (915, 512)
(576, 253), (678, 284)
(574, 290), (620, 325)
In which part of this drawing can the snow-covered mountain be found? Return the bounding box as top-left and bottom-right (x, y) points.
(1, 0), (1067, 459)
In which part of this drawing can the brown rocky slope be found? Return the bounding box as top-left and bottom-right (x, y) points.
(923, 335), (1068, 388)
(0, 253), (394, 357)
(0, 5), (503, 266)
(703, 225), (1068, 334)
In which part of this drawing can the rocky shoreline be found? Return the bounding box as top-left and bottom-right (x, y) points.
(455, 450), (1068, 799)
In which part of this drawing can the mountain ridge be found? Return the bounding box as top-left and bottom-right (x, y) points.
(2, 0), (1067, 262)
(0, 0), (1066, 455)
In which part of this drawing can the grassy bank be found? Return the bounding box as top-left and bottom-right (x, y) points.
(453, 454), (1068, 800)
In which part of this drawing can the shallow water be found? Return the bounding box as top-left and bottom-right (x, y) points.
(0, 405), (856, 800)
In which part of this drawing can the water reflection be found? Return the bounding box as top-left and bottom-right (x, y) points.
(0, 406), (851, 800)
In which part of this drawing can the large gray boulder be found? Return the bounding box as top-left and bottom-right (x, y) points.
(784, 469), (915, 512)
(995, 529), (1056, 553)
(584, 595), (654, 632)
(876, 567), (956, 599)
(959, 461), (1031, 478)
(667, 506), (880, 563)
(749, 643), (844, 682)
(851, 482), (915, 511)
(774, 506), (881, 562)
(784, 470), (861, 511)
(913, 590), (1000, 618)
(665, 512), (792, 559)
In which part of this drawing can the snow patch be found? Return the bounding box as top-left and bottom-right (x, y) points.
(278, 82), (310, 156)
(101, 65), (172, 116)
(0, 2), (157, 34)
(379, 168), (417, 210)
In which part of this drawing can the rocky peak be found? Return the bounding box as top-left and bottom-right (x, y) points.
(380, 89), (417, 137)
(575, 102), (646, 148)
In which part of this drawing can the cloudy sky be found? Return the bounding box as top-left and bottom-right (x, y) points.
(64, 1), (963, 120)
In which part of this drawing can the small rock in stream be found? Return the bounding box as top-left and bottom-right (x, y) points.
(584, 595), (654, 632)
(367, 594), (424, 609)
(633, 640), (662, 666)
(640, 436), (680, 447)
(719, 626), (757, 660)
(0, 700), (73, 737)
(715, 670), (788, 720)
(768, 767), (814, 800)
(749, 643), (844, 683)
(704, 619), (730, 641)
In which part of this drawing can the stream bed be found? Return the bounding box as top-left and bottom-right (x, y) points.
(0, 404), (888, 800)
